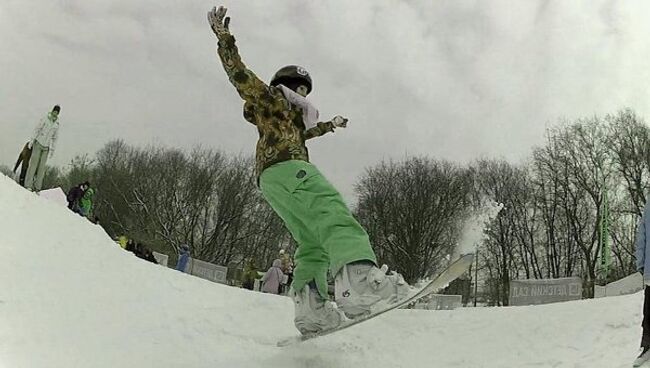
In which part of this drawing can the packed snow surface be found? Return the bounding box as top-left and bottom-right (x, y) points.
(0, 174), (643, 367)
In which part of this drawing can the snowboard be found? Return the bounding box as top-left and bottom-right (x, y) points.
(277, 253), (475, 347)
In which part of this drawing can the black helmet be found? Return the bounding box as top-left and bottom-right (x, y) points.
(270, 65), (312, 94)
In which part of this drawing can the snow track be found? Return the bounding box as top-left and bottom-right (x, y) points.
(0, 174), (642, 368)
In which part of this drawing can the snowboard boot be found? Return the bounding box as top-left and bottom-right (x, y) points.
(291, 281), (346, 335)
(634, 346), (650, 367)
(334, 261), (411, 319)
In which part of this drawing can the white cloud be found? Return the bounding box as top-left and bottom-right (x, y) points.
(1, 0), (650, 203)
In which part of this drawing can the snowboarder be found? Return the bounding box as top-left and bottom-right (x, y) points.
(207, 6), (410, 335)
(176, 244), (191, 273)
(25, 105), (61, 192)
(635, 198), (650, 366)
(67, 181), (89, 214)
(261, 259), (285, 294)
(13, 142), (32, 187)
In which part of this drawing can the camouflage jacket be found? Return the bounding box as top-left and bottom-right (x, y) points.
(217, 34), (335, 179)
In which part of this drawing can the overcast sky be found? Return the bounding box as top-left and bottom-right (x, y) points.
(2, 0), (650, 203)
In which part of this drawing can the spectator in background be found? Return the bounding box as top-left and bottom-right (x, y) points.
(241, 259), (258, 290)
(13, 142), (32, 187)
(279, 249), (293, 294)
(142, 248), (158, 265)
(176, 244), (191, 273)
(25, 105), (61, 192)
(79, 187), (95, 218)
(129, 242), (158, 264)
(261, 259), (285, 295)
(116, 236), (128, 249)
(67, 181), (89, 214)
(125, 239), (136, 253)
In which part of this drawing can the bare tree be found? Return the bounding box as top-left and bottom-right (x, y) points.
(470, 159), (535, 305)
(354, 157), (473, 283)
(84, 140), (288, 270)
(606, 109), (650, 215)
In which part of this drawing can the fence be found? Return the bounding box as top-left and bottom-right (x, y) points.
(594, 272), (643, 298)
(152, 252), (168, 267)
(188, 258), (228, 284)
(414, 294), (463, 310)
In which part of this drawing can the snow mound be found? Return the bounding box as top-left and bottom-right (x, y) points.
(38, 187), (67, 207)
(0, 174), (643, 367)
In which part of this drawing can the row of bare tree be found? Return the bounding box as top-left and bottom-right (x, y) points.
(17, 141), (292, 272)
(468, 109), (649, 304)
(3, 109), (647, 303)
(350, 109), (649, 304)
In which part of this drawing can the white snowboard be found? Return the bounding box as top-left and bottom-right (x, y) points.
(278, 253), (475, 347)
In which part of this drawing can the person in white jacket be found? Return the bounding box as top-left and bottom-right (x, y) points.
(261, 259), (285, 294)
(24, 105), (61, 191)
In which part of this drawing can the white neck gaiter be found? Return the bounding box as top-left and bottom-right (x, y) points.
(278, 85), (319, 130)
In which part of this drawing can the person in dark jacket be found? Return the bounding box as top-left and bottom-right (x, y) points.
(125, 239), (136, 253)
(134, 242), (145, 259)
(132, 242), (157, 264)
(67, 182), (89, 213)
(13, 142), (32, 187)
(142, 248), (158, 265)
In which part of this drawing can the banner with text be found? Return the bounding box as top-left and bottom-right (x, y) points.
(509, 277), (582, 306)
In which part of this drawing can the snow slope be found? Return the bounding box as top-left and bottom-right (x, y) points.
(0, 173), (643, 368)
(38, 187), (67, 208)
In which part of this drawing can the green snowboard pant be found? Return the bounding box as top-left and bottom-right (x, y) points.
(259, 160), (377, 298)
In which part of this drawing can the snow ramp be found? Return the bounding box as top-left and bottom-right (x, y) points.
(0, 173), (643, 368)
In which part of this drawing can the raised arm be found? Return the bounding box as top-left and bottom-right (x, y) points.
(208, 6), (272, 105)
